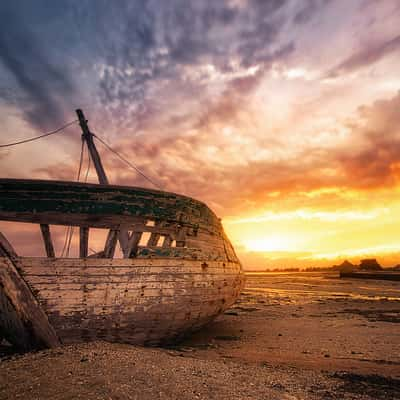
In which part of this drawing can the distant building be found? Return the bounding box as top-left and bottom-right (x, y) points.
(332, 260), (356, 273)
(359, 258), (382, 271)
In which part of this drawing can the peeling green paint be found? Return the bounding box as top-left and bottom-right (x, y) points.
(0, 179), (221, 229)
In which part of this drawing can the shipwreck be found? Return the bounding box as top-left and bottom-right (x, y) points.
(0, 110), (245, 351)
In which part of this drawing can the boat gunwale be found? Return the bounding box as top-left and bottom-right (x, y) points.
(0, 178), (212, 211)
(0, 178), (223, 232)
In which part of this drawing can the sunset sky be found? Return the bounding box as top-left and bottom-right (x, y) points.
(1, 0), (400, 269)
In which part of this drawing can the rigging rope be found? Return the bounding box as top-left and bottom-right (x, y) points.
(84, 146), (91, 183)
(92, 133), (163, 191)
(61, 138), (85, 257)
(0, 117), (163, 191)
(1, 114), (167, 255)
(0, 120), (78, 148)
(76, 139), (85, 181)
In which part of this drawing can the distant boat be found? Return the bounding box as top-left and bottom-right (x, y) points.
(0, 110), (245, 351)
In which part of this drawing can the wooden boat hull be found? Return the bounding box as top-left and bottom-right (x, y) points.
(13, 258), (244, 346)
(0, 179), (245, 349)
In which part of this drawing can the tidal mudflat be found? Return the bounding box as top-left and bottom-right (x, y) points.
(1, 272), (399, 399)
(184, 272), (400, 376)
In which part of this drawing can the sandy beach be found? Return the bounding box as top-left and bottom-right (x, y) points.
(1, 272), (399, 399)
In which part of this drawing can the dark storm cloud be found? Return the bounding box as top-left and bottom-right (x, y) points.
(293, 0), (329, 24)
(88, 0), (296, 131)
(0, 2), (78, 129)
(326, 34), (400, 78)
(0, 0), (305, 133)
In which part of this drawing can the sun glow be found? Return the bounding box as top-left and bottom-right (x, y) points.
(223, 194), (400, 268)
(244, 235), (300, 252)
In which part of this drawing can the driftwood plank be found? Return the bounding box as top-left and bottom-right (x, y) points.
(0, 232), (60, 350)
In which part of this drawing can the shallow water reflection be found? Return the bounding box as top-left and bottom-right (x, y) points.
(244, 272), (400, 303)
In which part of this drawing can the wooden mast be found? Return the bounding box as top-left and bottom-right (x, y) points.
(76, 109), (108, 184)
(76, 109), (129, 257)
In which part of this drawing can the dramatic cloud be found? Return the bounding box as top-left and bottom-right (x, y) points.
(326, 34), (400, 78)
(336, 92), (400, 188)
(0, 0), (300, 132)
(293, 0), (330, 25)
(32, 91), (400, 219)
(0, 3), (78, 129)
(1, 0), (400, 267)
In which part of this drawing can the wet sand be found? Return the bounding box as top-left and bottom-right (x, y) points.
(1, 272), (399, 399)
(183, 272), (400, 377)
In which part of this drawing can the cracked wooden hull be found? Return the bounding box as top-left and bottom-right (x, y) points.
(0, 179), (245, 349)
(18, 258), (244, 346)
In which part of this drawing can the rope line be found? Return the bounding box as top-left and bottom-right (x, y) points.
(60, 225), (72, 258)
(76, 139), (85, 181)
(84, 146), (91, 183)
(92, 133), (163, 191)
(61, 138), (85, 257)
(0, 120), (78, 148)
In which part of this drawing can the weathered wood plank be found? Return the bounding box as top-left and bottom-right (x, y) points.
(163, 235), (172, 247)
(79, 227), (89, 258)
(185, 238), (226, 252)
(22, 264), (239, 277)
(0, 179), (222, 233)
(104, 229), (119, 258)
(118, 230), (130, 256)
(33, 282), (242, 309)
(125, 231), (142, 258)
(20, 257), (240, 270)
(22, 275), (239, 287)
(24, 276), (238, 291)
(135, 246), (226, 261)
(176, 226), (186, 247)
(0, 233), (60, 350)
(39, 224), (55, 258)
(147, 232), (160, 246)
(87, 250), (105, 258)
(0, 232), (19, 263)
(124, 224), (180, 236)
